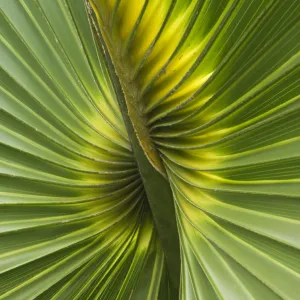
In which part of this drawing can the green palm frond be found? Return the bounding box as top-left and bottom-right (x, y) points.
(0, 0), (299, 299)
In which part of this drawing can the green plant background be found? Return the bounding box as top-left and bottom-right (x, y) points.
(0, 0), (299, 299)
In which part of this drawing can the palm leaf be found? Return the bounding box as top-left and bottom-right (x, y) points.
(0, 0), (299, 299)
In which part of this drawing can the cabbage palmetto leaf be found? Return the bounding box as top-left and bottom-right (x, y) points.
(0, 0), (299, 299)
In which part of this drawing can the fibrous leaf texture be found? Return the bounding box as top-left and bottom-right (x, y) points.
(0, 0), (299, 299)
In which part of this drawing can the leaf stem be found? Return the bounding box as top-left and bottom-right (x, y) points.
(88, 1), (181, 297)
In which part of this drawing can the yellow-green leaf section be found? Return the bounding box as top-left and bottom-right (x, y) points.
(1, 0), (300, 299)
(0, 0), (172, 299)
(90, 0), (300, 299)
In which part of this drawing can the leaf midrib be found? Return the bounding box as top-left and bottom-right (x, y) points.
(87, 1), (181, 297)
